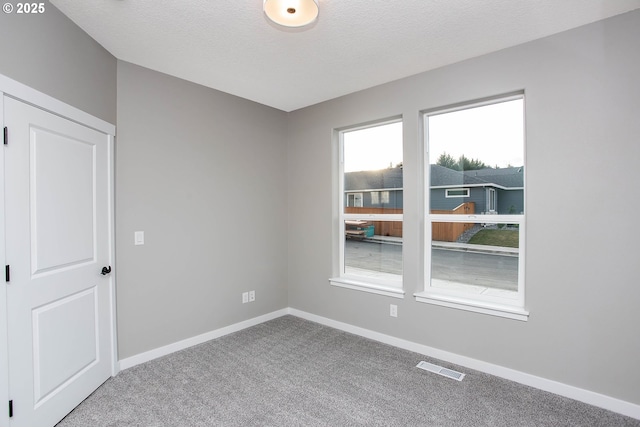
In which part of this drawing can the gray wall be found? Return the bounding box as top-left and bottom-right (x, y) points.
(0, 5), (116, 124)
(498, 189), (524, 215)
(3, 2), (639, 408)
(116, 61), (289, 359)
(430, 187), (486, 212)
(287, 10), (640, 405)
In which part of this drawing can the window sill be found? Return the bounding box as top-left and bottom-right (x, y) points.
(329, 277), (405, 299)
(414, 291), (529, 321)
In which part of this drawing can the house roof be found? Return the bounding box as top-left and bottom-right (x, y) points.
(345, 168), (403, 192)
(463, 167), (524, 188)
(345, 165), (523, 191)
(430, 165), (488, 187)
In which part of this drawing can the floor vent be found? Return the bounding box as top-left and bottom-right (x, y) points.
(416, 361), (465, 381)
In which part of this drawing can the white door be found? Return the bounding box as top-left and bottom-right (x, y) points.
(4, 97), (113, 427)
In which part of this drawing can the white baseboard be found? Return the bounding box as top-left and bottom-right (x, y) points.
(118, 308), (289, 370)
(117, 307), (640, 420)
(288, 308), (640, 420)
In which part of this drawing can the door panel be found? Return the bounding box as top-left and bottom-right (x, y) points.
(5, 96), (112, 427)
(31, 126), (96, 274)
(33, 287), (98, 405)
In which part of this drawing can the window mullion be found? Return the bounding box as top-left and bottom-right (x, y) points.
(428, 214), (523, 224)
(344, 213), (403, 221)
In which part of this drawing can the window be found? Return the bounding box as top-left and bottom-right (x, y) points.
(381, 191), (390, 204)
(488, 188), (497, 213)
(347, 192), (363, 207)
(445, 188), (470, 198)
(331, 119), (404, 298)
(371, 191), (380, 205)
(418, 95), (527, 320)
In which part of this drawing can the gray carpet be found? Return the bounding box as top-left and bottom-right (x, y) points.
(57, 315), (639, 426)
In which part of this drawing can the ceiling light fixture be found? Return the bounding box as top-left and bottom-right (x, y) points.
(263, 0), (319, 28)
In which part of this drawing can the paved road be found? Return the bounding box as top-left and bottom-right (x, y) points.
(345, 240), (518, 291)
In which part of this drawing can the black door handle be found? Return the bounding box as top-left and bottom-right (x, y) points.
(101, 266), (112, 275)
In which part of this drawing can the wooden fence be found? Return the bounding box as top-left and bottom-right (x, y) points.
(431, 202), (475, 242)
(345, 202), (474, 241)
(344, 207), (403, 237)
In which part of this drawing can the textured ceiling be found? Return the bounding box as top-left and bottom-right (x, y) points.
(50, 0), (640, 112)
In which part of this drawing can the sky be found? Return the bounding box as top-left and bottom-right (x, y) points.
(343, 122), (403, 172)
(428, 98), (524, 168)
(342, 98), (523, 172)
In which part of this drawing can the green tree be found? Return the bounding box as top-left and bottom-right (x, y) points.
(436, 153), (458, 170)
(458, 155), (487, 171)
(436, 152), (488, 171)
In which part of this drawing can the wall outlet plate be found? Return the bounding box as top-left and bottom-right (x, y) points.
(390, 304), (398, 317)
(249, 290), (255, 302)
(242, 292), (249, 304)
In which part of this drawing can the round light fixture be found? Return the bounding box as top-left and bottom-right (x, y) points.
(263, 0), (319, 28)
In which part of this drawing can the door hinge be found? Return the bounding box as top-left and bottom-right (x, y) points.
(3, 127), (7, 145)
(8, 400), (13, 418)
(5, 265), (9, 282)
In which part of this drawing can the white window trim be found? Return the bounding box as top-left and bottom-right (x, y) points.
(445, 188), (470, 198)
(487, 188), (497, 213)
(421, 93), (526, 320)
(413, 291), (529, 321)
(331, 118), (404, 297)
(330, 277), (405, 299)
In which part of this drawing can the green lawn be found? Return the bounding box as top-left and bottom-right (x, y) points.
(467, 228), (519, 248)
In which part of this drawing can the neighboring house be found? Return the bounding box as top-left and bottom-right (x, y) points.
(344, 167), (404, 209)
(344, 164), (524, 215)
(433, 165), (524, 214)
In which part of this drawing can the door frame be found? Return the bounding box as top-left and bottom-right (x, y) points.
(0, 73), (118, 427)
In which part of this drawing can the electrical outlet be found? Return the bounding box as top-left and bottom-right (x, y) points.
(242, 292), (249, 304)
(390, 304), (398, 318)
(249, 290), (255, 302)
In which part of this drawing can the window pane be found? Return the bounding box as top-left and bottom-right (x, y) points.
(381, 191), (390, 204)
(345, 220), (402, 282)
(347, 193), (363, 207)
(445, 189), (469, 197)
(431, 222), (519, 297)
(429, 99), (524, 215)
(371, 191), (379, 205)
(343, 122), (403, 215)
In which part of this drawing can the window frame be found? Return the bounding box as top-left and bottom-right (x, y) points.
(417, 94), (528, 321)
(487, 188), (497, 213)
(445, 188), (470, 198)
(330, 118), (405, 299)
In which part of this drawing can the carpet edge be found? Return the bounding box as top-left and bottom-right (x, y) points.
(288, 308), (640, 421)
